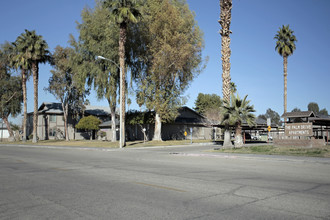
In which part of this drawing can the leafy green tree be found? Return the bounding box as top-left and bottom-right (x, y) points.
(136, 0), (205, 141)
(291, 107), (301, 112)
(46, 46), (85, 141)
(222, 94), (255, 148)
(126, 110), (154, 141)
(0, 44), (23, 140)
(274, 25), (297, 115)
(15, 30), (51, 143)
(307, 102), (319, 114)
(319, 108), (328, 116)
(103, 0), (142, 147)
(194, 93), (222, 116)
(258, 108), (281, 126)
(219, 0), (233, 148)
(126, 110), (155, 125)
(74, 1), (120, 143)
(75, 116), (101, 140)
(307, 102), (328, 116)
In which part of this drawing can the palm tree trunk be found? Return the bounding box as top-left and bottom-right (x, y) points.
(223, 125), (232, 148)
(153, 112), (162, 141)
(283, 55), (288, 115)
(219, 0), (232, 103)
(22, 69), (27, 142)
(219, 0), (233, 148)
(234, 122), (243, 148)
(119, 22), (127, 147)
(221, 34), (231, 103)
(32, 62), (39, 143)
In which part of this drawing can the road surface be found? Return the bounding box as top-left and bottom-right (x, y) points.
(1, 144), (330, 219)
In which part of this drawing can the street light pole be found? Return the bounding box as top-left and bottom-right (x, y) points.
(97, 56), (124, 148)
(0, 119), (3, 142)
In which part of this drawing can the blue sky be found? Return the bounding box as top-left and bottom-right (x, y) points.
(1, 0), (329, 124)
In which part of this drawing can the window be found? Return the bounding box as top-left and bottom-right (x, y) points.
(49, 128), (56, 137)
(49, 115), (56, 123)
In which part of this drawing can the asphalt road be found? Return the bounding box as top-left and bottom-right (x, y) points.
(1, 144), (330, 219)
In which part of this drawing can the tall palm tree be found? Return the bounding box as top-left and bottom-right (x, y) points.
(104, 0), (142, 148)
(11, 39), (31, 142)
(222, 94), (256, 148)
(274, 25), (297, 117)
(16, 30), (51, 143)
(219, 0), (233, 147)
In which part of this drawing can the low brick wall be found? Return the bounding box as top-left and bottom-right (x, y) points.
(274, 138), (325, 148)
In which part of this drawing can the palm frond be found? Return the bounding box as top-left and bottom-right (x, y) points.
(274, 25), (297, 57)
(221, 93), (256, 127)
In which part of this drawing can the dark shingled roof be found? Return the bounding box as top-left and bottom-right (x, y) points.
(308, 117), (330, 126)
(35, 102), (110, 116)
(281, 111), (315, 118)
(99, 119), (119, 127)
(38, 102), (63, 114)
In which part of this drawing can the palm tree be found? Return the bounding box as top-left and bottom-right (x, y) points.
(274, 25), (297, 117)
(222, 94), (256, 148)
(104, 0), (142, 148)
(16, 30), (51, 143)
(219, 0), (233, 147)
(11, 39), (31, 142)
(230, 82), (236, 96)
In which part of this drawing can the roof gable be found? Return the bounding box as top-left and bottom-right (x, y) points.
(174, 106), (206, 124)
(85, 106), (110, 116)
(281, 111), (315, 118)
(38, 102), (63, 113)
(35, 102), (110, 116)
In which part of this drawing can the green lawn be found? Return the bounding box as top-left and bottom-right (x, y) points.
(0, 139), (212, 148)
(214, 145), (330, 158)
(2, 139), (329, 158)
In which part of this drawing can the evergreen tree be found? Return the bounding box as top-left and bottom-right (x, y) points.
(307, 102), (328, 116)
(46, 46), (85, 141)
(75, 1), (120, 143)
(136, 0), (205, 141)
(258, 108), (281, 126)
(307, 102), (319, 114)
(194, 93), (222, 116)
(319, 108), (328, 116)
(0, 44), (23, 140)
(291, 107), (301, 112)
(76, 116), (101, 140)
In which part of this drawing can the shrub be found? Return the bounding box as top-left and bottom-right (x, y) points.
(97, 131), (106, 138)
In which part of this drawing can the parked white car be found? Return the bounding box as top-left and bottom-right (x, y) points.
(251, 135), (261, 140)
(260, 134), (272, 141)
